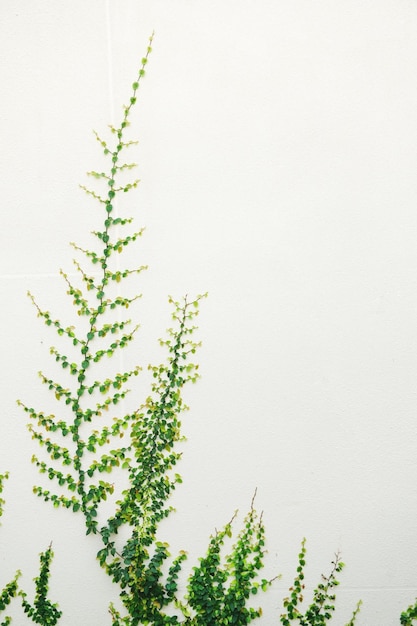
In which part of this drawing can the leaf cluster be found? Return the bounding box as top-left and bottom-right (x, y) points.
(0, 476), (61, 625)
(401, 602), (417, 625)
(20, 545), (62, 626)
(184, 497), (275, 626)
(280, 539), (361, 626)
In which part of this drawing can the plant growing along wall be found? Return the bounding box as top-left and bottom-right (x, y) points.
(0, 472), (19, 625)
(8, 30), (417, 626)
(280, 538), (362, 626)
(401, 602), (417, 626)
(0, 473), (61, 625)
(17, 34), (274, 625)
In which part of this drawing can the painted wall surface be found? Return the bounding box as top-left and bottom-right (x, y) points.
(1, 1), (417, 623)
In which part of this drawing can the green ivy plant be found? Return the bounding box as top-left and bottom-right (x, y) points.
(0, 472), (20, 626)
(12, 30), (417, 625)
(280, 538), (362, 626)
(0, 473), (8, 519)
(401, 602), (417, 625)
(19, 545), (62, 626)
(0, 473), (61, 625)
(18, 34), (275, 625)
(182, 492), (276, 626)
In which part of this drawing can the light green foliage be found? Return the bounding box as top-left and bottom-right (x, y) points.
(345, 600), (362, 626)
(0, 472), (9, 520)
(20, 545), (62, 625)
(19, 34), (273, 624)
(0, 473), (20, 624)
(280, 539), (361, 626)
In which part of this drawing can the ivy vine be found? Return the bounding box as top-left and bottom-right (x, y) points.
(18, 33), (274, 625)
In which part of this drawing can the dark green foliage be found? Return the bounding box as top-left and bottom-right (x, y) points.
(20, 545), (62, 625)
(0, 474), (61, 625)
(280, 539), (361, 626)
(401, 601), (417, 625)
(185, 496), (275, 626)
(0, 572), (20, 626)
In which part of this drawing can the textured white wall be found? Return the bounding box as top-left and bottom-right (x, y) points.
(1, 1), (417, 624)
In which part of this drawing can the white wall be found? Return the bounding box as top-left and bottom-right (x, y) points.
(1, 1), (417, 623)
